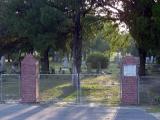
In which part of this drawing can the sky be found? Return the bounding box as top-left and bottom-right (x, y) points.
(95, 2), (128, 33)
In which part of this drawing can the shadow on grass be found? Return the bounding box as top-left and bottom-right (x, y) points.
(57, 85), (77, 101)
(39, 74), (120, 106)
(39, 75), (72, 91)
(39, 82), (77, 102)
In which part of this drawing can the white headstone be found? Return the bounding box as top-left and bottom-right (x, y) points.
(146, 57), (149, 64)
(63, 57), (68, 68)
(0, 56), (5, 72)
(151, 56), (154, 63)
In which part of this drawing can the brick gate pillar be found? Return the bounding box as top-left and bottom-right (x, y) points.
(21, 54), (39, 103)
(121, 56), (139, 105)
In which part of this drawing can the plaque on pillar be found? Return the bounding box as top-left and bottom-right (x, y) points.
(124, 65), (136, 77)
(21, 54), (39, 103)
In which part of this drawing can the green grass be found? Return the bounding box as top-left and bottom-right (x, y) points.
(81, 75), (120, 105)
(39, 75), (77, 102)
(147, 106), (160, 113)
(39, 74), (120, 105)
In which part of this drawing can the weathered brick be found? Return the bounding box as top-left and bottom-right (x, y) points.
(121, 56), (139, 105)
(21, 54), (39, 103)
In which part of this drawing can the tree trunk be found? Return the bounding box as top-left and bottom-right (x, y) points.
(7, 54), (11, 63)
(41, 47), (50, 74)
(83, 51), (87, 61)
(138, 48), (146, 76)
(72, 10), (82, 86)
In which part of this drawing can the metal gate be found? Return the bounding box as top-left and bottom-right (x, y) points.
(39, 74), (77, 104)
(0, 74), (20, 102)
(80, 74), (120, 105)
(0, 74), (120, 105)
(39, 74), (120, 106)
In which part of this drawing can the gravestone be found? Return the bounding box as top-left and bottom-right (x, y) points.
(121, 56), (139, 105)
(21, 54), (39, 103)
(63, 56), (68, 68)
(0, 56), (5, 72)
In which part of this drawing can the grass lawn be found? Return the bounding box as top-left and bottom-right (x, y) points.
(39, 74), (120, 105)
(81, 75), (120, 105)
(147, 106), (160, 113)
(39, 75), (77, 102)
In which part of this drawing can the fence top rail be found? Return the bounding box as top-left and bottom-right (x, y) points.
(0, 74), (110, 76)
(1, 73), (108, 76)
(40, 73), (107, 76)
(140, 76), (160, 79)
(1, 74), (20, 76)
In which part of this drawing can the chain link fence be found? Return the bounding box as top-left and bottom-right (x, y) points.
(0, 74), (20, 102)
(139, 76), (160, 105)
(39, 74), (77, 103)
(39, 74), (120, 105)
(0, 74), (120, 105)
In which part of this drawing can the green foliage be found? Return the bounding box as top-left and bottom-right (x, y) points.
(81, 16), (106, 56)
(86, 52), (109, 69)
(1, 0), (72, 54)
(102, 22), (132, 54)
(90, 33), (109, 52)
(120, 0), (160, 53)
(82, 19), (132, 56)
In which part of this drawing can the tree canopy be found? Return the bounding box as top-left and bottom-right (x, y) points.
(0, 0), (160, 75)
(0, 0), (73, 72)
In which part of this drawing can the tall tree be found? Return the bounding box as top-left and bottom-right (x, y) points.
(93, 0), (160, 75)
(1, 0), (72, 73)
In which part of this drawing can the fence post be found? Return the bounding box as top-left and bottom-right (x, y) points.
(0, 74), (2, 102)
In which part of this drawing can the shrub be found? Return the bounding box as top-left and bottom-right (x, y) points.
(86, 52), (109, 69)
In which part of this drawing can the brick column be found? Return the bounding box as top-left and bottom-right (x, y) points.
(21, 54), (39, 103)
(121, 56), (139, 105)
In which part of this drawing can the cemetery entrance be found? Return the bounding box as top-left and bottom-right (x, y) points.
(0, 73), (120, 105)
(39, 74), (120, 106)
(0, 55), (141, 106)
(38, 56), (139, 106)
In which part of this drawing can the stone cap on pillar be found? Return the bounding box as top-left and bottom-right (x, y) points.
(21, 54), (38, 65)
(122, 56), (139, 65)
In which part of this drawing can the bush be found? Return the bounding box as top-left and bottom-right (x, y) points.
(86, 52), (109, 69)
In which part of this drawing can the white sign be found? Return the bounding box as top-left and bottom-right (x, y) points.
(124, 65), (136, 76)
